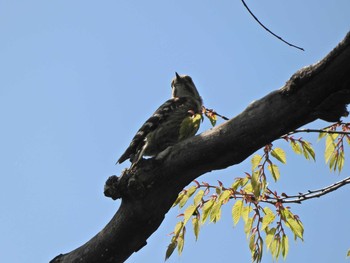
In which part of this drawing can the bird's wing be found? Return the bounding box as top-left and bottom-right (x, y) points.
(117, 97), (190, 164)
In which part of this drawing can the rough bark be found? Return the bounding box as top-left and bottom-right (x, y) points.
(50, 31), (350, 263)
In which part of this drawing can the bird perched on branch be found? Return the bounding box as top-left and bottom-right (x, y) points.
(117, 72), (203, 166)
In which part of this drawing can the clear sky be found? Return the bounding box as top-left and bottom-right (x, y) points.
(1, 1), (350, 262)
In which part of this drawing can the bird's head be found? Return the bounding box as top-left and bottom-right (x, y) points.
(171, 72), (202, 104)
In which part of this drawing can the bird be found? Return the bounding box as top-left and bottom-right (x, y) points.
(117, 72), (203, 166)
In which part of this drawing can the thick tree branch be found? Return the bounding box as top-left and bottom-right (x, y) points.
(51, 31), (350, 263)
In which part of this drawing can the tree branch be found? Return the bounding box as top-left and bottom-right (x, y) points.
(264, 176), (350, 204)
(241, 0), (304, 51)
(51, 31), (350, 263)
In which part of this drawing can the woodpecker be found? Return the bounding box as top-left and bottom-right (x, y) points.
(117, 72), (203, 165)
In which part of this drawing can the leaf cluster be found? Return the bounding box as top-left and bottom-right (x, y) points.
(167, 120), (350, 262)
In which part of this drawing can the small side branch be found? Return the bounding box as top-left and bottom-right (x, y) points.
(241, 0), (304, 51)
(265, 176), (350, 204)
(286, 128), (350, 136)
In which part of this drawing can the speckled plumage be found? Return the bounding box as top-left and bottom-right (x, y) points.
(117, 73), (203, 165)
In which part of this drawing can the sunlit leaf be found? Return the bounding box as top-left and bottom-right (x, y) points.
(261, 207), (275, 231)
(210, 201), (222, 223)
(325, 134), (337, 163)
(193, 190), (204, 206)
(251, 171), (261, 198)
(290, 141), (302, 155)
(231, 178), (242, 191)
(271, 237), (281, 260)
(347, 249), (350, 258)
(282, 234), (289, 260)
(177, 230), (185, 255)
(251, 154), (262, 170)
(174, 221), (184, 237)
(186, 186), (197, 198)
(302, 141), (316, 161)
(249, 233), (256, 251)
(267, 164), (280, 182)
(244, 218), (254, 238)
(192, 217), (200, 241)
(318, 131), (328, 140)
(265, 227), (276, 250)
(179, 195), (189, 208)
(207, 112), (217, 126)
(261, 212), (275, 231)
(173, 191), (185, 207)
(218, 189), (232, 204)
(179, 113), (202, 140)
(242, 205), (252, 223)
(232, 199), (243, 226)
(271, 147), (287, 164)
(338, 150), (345, 172)
(243, 183), (253, 194)
(201, 199), (215, 224)
(183, 205), (196, 225)
(283, 210), (304, 240)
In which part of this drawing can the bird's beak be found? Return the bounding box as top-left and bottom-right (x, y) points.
(175, 72), (181, 80)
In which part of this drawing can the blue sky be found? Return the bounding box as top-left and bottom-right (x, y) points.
(1, 1), (350, 262)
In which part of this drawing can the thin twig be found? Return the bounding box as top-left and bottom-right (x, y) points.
(241, 0), (304, 51)
(286, 128), (350, 136)
(264, 176), (350, 204)
(203, 106), (230, 121)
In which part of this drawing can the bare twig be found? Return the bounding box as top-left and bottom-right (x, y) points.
(203, 106), (230, 121)
(286, 128), (350, 136)
(264, 176), (350, 204)
(241, 0), (304, 51)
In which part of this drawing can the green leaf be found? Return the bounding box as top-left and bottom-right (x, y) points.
(251, 171), (261, 198)
(347, 249), (350, 258)
(201, 199), (215, 224)
(179, 113), (202, 140)
(271, 147), (287, 164)
(267, 164), (280, 182)
(283, 211), (304, 240)
(338, 150), (345, 172)
(243, 183), (253, 194)
(218, 189), (232, 204)
(325, 134), (337, 163)
(282, 234), (289, 260)
(290, 141), (302, 155)
(249, 233), (256, 251)
(174, 221), (184, 237)
(179, 194), (189, 208)
(183, 205), (196, 225)
(241, 205), (252, 223)
(173, 191), (185, 207)
(265, 227), (276, 250)
(251, 154), (262, 170)
(165, 239), (177, 260)
(207, 113), (217, 126)
(261, 212), (275, 231)
(303, 141), (316, 161)
(261, 207), (275, 231)
(193, 189), (205, 206)
(210, 201), (222, 223)
(318, 131), (328, 140)
(271, 237), (281, 260)
(232, 199), (243, 226)
(244, 217), (253, 238)
(231, 178), (242, 191)
(192, 217), (200, 241)
(177, 230), (185, 255)
(186, 186), (197, 198)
